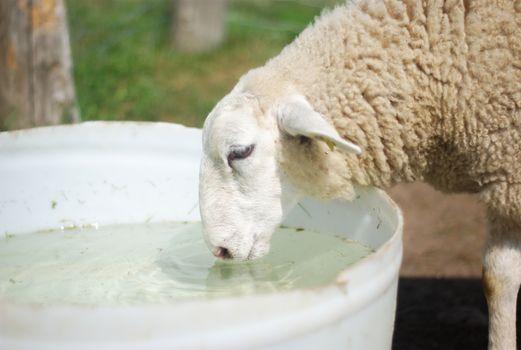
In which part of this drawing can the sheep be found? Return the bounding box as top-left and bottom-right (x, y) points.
(198, 0), (521, 349)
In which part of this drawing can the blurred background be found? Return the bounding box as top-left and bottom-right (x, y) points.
(67, 0), (344, 127)
(0, 1), (493, 348)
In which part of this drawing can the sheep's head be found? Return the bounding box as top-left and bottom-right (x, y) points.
(199, 93), (362, 261)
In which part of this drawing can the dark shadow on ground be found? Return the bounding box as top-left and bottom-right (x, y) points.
(393, 277), (521, 350)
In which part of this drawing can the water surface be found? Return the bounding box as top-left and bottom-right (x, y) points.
(0, 222), (372, 305)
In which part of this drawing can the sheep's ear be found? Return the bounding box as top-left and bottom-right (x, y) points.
(277, 95), (362, 155)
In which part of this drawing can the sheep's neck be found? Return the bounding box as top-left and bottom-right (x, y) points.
(266, 0), (497, 191)
(251, 0), (520, 196)
(263, 1), (441, 188)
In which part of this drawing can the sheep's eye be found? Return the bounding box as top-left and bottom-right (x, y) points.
(227, 144), (255, 167)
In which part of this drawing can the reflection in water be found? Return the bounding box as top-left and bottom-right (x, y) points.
(0, 222), (372, 305)
(206, 260), (283, 295)
(159, 223), (373, 297)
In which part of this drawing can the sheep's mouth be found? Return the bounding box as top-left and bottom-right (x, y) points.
(212, 234), (269, 261)
(246, 234), (261, 260)
(246, 237), (270, 260)
(246, 248), (256, 260)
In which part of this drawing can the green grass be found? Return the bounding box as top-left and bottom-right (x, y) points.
(67, 0), (342, 127)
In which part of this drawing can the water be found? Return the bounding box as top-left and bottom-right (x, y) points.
(0, 222), (372, 306)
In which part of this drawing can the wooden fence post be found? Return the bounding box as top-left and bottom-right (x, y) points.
(171, 0), (227, 53)
(0, 0), (79, 130)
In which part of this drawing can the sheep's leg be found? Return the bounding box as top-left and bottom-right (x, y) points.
(483, 214), (521, 350)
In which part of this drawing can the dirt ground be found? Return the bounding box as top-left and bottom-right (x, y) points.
(387, 182), (486, 278)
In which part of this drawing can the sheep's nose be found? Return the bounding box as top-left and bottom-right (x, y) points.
(213, 246), (232, 259)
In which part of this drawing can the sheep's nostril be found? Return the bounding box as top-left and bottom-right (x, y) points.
(213, 247), (232, 259)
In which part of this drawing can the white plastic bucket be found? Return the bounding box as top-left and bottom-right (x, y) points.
(0, 122), (403, 350)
